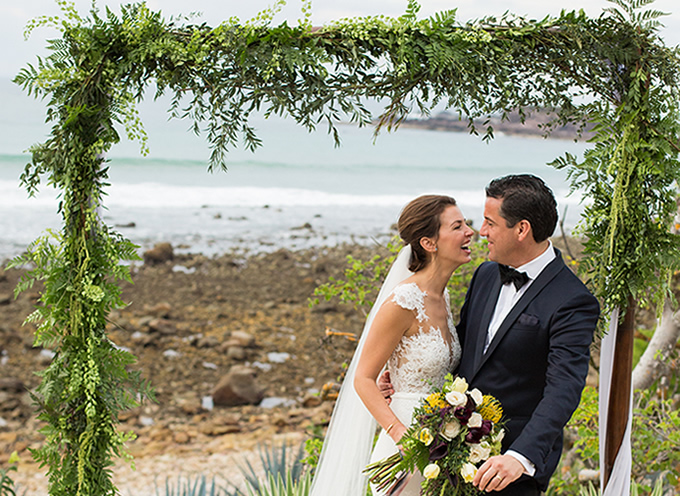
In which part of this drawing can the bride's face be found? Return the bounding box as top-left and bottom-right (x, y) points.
(434, 205), (475, 267)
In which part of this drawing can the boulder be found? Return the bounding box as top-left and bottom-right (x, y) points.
(212, 365), (265, 407)
(143, 242), (174, 265)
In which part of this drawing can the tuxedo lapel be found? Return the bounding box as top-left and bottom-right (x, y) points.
(473, 254), (566, 376)
(472, 277), (502, 373)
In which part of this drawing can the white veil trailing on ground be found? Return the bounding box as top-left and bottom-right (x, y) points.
(310, 245), (413, 496)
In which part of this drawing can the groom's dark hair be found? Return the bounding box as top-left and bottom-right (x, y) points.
(486, 174), (557, 243)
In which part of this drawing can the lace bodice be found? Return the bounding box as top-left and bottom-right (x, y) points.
(387, 283), (461, 394)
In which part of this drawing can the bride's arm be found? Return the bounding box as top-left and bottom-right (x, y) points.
(354, 300), (412, 443)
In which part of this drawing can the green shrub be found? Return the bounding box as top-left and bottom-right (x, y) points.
(550, 384), (680, 494)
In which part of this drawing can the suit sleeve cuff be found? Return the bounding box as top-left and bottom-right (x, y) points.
(506, 450), (536, 476)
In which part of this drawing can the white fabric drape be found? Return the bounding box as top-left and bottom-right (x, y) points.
(599, 307), (632, 496)
(310, 246), (413, 496)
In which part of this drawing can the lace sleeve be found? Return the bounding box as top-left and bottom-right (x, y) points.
(391, 283), (428, 323)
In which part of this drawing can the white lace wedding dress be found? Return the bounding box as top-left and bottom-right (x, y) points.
(369, 282), (462, 496)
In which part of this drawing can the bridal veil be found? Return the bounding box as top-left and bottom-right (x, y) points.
(310, 245), (413, 496)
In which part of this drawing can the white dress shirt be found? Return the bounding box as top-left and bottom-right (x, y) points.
(484, 241), (556, 353)
(485, 241), (556, 476)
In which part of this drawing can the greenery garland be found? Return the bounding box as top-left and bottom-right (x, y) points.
(10, 0), (680, 494)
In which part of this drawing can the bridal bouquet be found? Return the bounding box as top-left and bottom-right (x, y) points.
(365, 374), (505, 496)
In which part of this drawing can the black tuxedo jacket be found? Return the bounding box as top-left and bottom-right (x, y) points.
(456, 249), (599, 491)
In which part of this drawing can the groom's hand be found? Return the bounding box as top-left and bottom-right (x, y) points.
(377, 370), (394, 405)
(473, 455), (524, 492)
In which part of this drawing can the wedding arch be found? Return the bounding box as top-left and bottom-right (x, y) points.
(12, 0), (680, 494)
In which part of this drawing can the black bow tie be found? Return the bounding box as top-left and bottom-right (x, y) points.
(498, 264), (529, 290)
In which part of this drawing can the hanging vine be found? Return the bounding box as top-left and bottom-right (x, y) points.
(10, 0), (680, 494)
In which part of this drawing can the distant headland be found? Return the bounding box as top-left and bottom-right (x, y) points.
(399, 110), (594, 141)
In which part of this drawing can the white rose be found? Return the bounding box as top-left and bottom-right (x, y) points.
(423, 463), (441, 479)
(468, 442), (492, 463)
(468, 412), (483, 428)
(441, 420), (462, 441)
(450, 376), (469, 394)
(469, 388), (484, 406)
(445, 390), (467, 408)
(460, 462), (477, 483)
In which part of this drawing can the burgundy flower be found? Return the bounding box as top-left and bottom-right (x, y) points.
(428, 440), (448, 461)
(445, 468), (459, 488)
(479, 420), (492, 437)
(465, 427), (484, 444)
(454, 406), (472, 423)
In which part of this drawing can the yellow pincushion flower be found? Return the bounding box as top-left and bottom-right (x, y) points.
(478, 395), (503, 424)
(423, 392), (447, 413)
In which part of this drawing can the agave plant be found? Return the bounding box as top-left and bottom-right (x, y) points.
(155, 474), (222, 496)
(243, 472), (312, 496)
(152, 442), (309, 496)
(225, 441), (309, 496)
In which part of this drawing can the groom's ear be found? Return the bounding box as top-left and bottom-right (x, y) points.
(516, 219), (532, 242)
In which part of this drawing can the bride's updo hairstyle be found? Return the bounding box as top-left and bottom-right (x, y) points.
(398, 194), (457, 272)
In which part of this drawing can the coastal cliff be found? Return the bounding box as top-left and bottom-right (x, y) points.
(400, 110), (594, 141)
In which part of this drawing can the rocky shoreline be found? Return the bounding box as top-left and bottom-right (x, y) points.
(1, 243), (390, 494)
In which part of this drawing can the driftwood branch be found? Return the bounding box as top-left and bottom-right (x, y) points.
(632, 298), (680, 392)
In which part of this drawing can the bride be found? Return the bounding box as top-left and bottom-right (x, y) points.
(310, 195), (474, 496)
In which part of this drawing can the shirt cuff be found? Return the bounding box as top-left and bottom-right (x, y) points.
(506, 450), (536, 476)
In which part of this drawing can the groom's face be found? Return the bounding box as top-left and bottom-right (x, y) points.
(480, 197), (521, 266)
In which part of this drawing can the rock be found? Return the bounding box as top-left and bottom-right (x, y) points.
(310, 302), (338, 314)
(0, 431), (18, 444)
(36, 349), (55, 365)
(301, 393), (322, 408)
(0, 392), (18, 412)
(173, 431), (191, 444)
(0, 378), (25, 393)
(230, 330), (256, 347)
(196, 335), (219, 348)
(147, 318), (176, 335)
(226, 346), (246, 361)
(271, 413), (290, 427)
(131, 331), (155, 347)
(144, 302), (172, 318)
(177, 398), (204, 416)
(199, 422), (242, 436)
(212, 365), (266, 407)
(0, 294), (11, 306)
(143, 242), (174, 265)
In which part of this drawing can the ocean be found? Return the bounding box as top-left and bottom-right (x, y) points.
(0, 78), (590, 261)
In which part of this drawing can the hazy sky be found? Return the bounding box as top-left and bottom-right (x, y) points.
(2, 0), (678, 78)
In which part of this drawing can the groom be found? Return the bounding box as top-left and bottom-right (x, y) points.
(382, 174), (599, 495)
